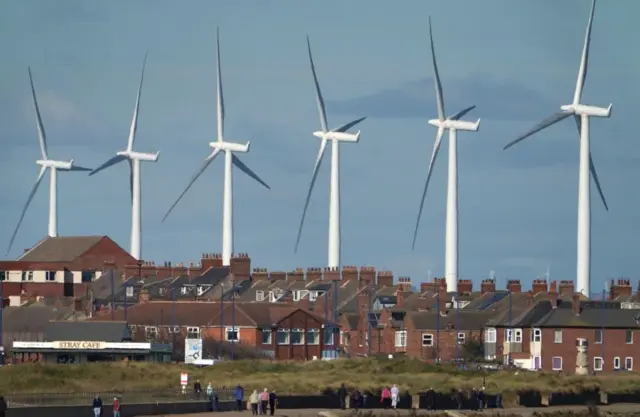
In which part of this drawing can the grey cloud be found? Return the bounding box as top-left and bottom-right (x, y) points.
(327, 74), (555, 122)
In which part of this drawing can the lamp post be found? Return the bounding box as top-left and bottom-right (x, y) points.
(435, 290), (440, 364)
(231, 277), (236, 360)
(219, 282), (224, 359)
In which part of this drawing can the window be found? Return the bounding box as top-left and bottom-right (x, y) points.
(422, 333), (434, 347)
(339, 330), (347, 346)
(594, 329), (603, 344)
(180, 287), (188, 295)
(277, 329), (290, 345)
(126, 286), (134, 298)
(44, 271), (56, 281)
(306, 329), (320, 345)
(504, 329), (522, 343)
(457, 332), (466, 345)
(187, 327), (200, 339)
(293, 291), (300, 302)
(554, 329), (563, 344)
(533, 328), (542, 342)
(552, 356), (563, 371)
(323, 328), (334, 345)
(196, 286), (207, 296)
(256, 291), (265, 302)
(21, 271), (33, 281)
(485, 328), (496, 343)
(593, 357), (603, 371)
(291, 328), (305, 345)
(0, 271), (5, 281)
(625, 329), (633, 344)
(225, 327), (239, 342)
(395, 330), (407, 348)
(262, 329), (272, 344)
(614, 357), (621, 370)
(168, 326), (180, 333)
(625, 357), (633, 371)
(145, 326), (157, 339)
(81, 270), (96, 283)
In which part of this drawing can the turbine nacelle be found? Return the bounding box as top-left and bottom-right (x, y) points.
(428, 118), (480, 132)
(36, 159), (72, 170)
(117, 150), (160, 162)
(209, 140), (250, 153)
(313, 130), (360, 142)
(560, 103), (612, 118)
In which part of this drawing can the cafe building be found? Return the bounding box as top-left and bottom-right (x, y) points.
(11, 321), (172, 364)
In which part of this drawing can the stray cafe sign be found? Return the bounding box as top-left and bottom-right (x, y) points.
(53, 341), (106, 350)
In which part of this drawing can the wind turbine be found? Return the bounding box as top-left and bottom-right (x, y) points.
(411, 17), (480, 294)
(503, 0), (610, 298)
(162, 28), (270, 267)
(89, 53), (159, 261)
(6, 69), (92, 255)
(294, 36), (367, 269)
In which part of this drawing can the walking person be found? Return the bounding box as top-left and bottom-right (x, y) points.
(260, 388), (269, 415)
(250, 390), (259, 415)
(235, 384), (244, 411)
(112, 397), (121, 417)
(471, 388), (478, 411)
(454, 389), (464, 410)
(477, 387), (485, 411)
(350, 389), (362, 411)
(381, 386), (391, 409)
(0, 396), (7, 417)
(92, 394), (103, 417)
(391, 384), (399, 410)
(194, 380), (202, 400)
(425, 388), (436, 411)
(268, 390), (277, 416)
(337, 383), (348, 410)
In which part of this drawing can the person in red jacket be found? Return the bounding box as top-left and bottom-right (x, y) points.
(381, 387), (391, 409)
(113, 397), (121, 417)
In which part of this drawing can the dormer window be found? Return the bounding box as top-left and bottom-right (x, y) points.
(293, 291), (301, 302)
(196, 286), (207, 296)
(256, 290), (265, 302)
(180, 287), (188, 295)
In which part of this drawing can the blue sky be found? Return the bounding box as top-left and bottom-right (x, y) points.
(1, 0), (639, 292)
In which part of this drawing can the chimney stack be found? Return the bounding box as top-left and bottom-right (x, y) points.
(458, 279), (473, 295)
(480, 279), (495, 294)
(559, 280), (575, 296)
(572, 293), (581, 315)
(532, 279), (548, 294)
(549, 281), (558, 308)
(396, 289), (405, 309)
(138, 288), (150, 304)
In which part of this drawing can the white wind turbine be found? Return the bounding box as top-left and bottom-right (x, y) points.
(412, 17), (480, 294)
(6, 69), (92, 255)
(162, 28), (270, 267)
(294, 36), (366, 269)
(89, 53), (159, 261)
(503, 0), (610, 298)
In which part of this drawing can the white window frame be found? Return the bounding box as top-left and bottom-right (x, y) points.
(126, 286), (134, 298)
(614, 356), (621, 370)
(256, 290), (265, 302)
(395, 330), (407, 348)
(262, 329), (272, 345)
(422, 333), (434, 346)
(186, 327), (200, 339)
(292, 291), (301, 302)
(225, 327), (240, 342)
(504, 329), (522, 343)
(485, 328), (496, 343)
(180, 286), (188, 295)
(457, 332), (466, 345)
(145, 326), (157, 339)
(625, 357), (633, 371)
(593, 356), (603, 371)
(554, 329), (563, 344)
(514, 329), (522, 343)
(625, 329), (634, 344)
(45, 271), (56, 281)
(277, 328), (290, 345)
(291, 328), (305, 345)
(196, 286), (207, 296)
(533, 328), (542, 342)
(594, 329), (603, 344)
(552, 356), (563, 371)
(306, 328), (320, 345)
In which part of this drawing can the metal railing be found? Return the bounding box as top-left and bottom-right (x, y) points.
(6, 388), (235, 408)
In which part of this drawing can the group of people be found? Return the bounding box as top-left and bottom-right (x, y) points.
(336, 384), (402, 410)
(193, 380), (277, 414)
(90, 395), (120, 417)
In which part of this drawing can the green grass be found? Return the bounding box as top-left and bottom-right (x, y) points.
(1, 358), (639, 398)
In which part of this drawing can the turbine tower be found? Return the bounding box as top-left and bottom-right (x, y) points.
(162, 28), (270, 267)
(503, 0), (610, 298)
(412, 17), (480, 294)
(89, 53), (159, 261)
(294, 36), (366, 269)
(6, 69), (92, 255)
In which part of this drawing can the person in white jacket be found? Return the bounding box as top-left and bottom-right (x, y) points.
(391, 385), (400, 409)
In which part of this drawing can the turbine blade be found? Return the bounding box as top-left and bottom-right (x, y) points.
(28, 68), (48, 160)
(216, 27), (225, 141)
(128, 159), (134, 205)
(88, 154), (127, 176)
(7, 167), (47, 255)
(412, 127), (445, 249)
(333, 117), (366, 133)
(428, 17), (445, 121)
(306, 36), (328, 132)
(127, 52), (148, 152)
(503, 112), (572, 150)
(573, 0), (596, 105)
(68, 165), (92, 172)
(162, 149), (221, 222)
(448, 105), (476, 121)
(232, 155), (270, 190)
(574, 115), (608, 211)
(295, 139), (328, 252)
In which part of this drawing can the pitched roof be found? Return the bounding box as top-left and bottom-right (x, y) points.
(2, 304), (77, 333)
(91, 301), (222, 326)
(44, 321), (132, 342)
(533, 302), (640, 328)
(18, 236), (105, 262)
(407, 310), (497, 331)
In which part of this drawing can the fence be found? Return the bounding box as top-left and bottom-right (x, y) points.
(6, 388), (235, 408)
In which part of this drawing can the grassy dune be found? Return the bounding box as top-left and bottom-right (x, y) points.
(0, 358), (638, 397)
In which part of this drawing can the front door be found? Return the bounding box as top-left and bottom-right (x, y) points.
(534, 356), (541, 369)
